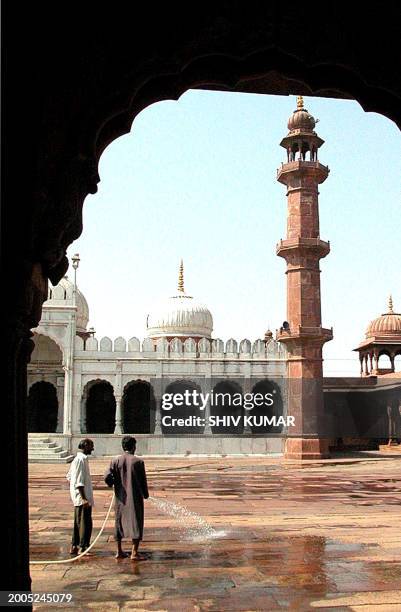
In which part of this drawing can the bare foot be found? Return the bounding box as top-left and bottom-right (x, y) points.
(130, 552), (144, 560)
(115, 551), (129, 559)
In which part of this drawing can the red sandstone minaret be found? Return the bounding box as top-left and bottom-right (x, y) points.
(276, 96), (333, 460)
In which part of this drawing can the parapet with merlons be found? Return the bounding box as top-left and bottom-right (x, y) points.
(74, 335), (287, 360)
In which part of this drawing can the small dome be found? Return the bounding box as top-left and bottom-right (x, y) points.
(366, 296), (401, 338)
(287, 96), (316, 132)
(146, 260), (213, 339)
(44, 276), (89, 333)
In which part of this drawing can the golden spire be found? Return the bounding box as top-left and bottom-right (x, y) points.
(297, 95), (304, 110)
(178, 259), (185, 293)
(388, 294), (394, 313)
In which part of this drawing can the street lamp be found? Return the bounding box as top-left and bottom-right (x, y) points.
(71, 253), (80, 292)
(71, 253), (80, 269)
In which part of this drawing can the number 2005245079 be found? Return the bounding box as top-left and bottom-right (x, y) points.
(6, 593), (73, 605)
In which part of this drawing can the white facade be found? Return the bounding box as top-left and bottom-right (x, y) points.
(28, 273), (288, 456)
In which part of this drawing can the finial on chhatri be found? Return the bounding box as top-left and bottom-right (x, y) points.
(178, 259), (185, 293)
(297, 95), (304, 110)
(388, 294), (394, 313)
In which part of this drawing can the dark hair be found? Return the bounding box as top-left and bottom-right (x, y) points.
(122, 436), (136, 452)
(78, 438), (93, 450)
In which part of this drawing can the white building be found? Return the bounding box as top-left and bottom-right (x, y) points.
(28, 261), (288, 457)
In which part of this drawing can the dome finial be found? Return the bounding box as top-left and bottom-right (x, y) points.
(388, 294), (394, 314)
(178, 259), (185, 293)
(297, 95), (304, 110)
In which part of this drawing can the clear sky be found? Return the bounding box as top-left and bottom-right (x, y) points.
(66, 90), (401, 376)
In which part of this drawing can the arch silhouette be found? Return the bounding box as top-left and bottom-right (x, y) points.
(122, 380), (156, 434)
(161, 379), (203, 434)
(7, 7), (401, 590)
(84, 380), (116, 434)
(27, 381), (58, 433)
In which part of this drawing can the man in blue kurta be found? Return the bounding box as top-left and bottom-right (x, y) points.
(105, 436), (149, 559)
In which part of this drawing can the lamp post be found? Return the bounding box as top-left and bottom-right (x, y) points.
(72, 253), (80, 304)
(63, 254), (80, 447)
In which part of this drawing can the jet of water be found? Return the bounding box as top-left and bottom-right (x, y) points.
(148, 496), (219, 541)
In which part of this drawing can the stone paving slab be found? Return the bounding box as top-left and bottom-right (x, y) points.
(29, 455), (401, 610)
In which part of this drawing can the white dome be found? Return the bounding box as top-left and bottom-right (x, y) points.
(43, 276), (89, 333)
(146, 294), (213, 339)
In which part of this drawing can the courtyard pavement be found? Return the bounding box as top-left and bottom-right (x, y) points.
(29, 453), (401, 611)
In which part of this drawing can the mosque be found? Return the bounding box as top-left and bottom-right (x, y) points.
(27, 99), (401, 460)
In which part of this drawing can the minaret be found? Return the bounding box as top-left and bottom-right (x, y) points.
(276, 96), (333, 459)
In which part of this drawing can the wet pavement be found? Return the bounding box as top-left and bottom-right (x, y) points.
(29, 454), (401, 610)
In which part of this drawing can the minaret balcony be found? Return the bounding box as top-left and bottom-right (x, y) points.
(276, 325), (333, 344)
(277, 160), (329, 184)
(276, 237), (330, 259)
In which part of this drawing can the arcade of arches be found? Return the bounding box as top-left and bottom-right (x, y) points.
(5, 3), (401, 593)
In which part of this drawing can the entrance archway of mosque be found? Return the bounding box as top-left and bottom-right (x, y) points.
(85, 380), (116, 434)
(27, 382), (58, 433)
(211, 381), (244, 434)
(122, 380), (156, 434)
(395, 353), (401, 373)
(162, 380), (203, 434)
(10, 22), (401, 592)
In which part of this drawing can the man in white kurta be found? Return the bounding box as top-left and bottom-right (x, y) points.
(66, 438), (95, 555)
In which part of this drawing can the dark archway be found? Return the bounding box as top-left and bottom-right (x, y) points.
(161, 380), (203, 434)
(27, 382), (58, 433)
(7, 5), (401, 592)
(249, 380), (284, 434)
(211, 381), (243, 434)
(122, 380), (156, 433)
(85, 381), (116, 434)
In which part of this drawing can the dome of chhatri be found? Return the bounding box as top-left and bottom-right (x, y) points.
(44, 275), (89, 333)
(366, 296), (401, 338)
(287, 96), (316, 132)
(146, 261), (213, 340)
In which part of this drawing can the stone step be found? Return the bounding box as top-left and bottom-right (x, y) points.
(28, 434), (52, 439)
(28, 455), (74, 464)
(28, 435), (73, 463)
(29, 447), (69, 456)
(28, 441), (58, 449)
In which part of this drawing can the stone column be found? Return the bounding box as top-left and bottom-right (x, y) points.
(202, 377), (212, 434)
(63, 365), (73, 434)
(154, 377), (163, 434)
(56, 377), (64, 432)
(373, 350), (379, 372)
(71, 372), (82, 434)
(243, 377), (252, 434)
(114, 362), (123, 434)
(80, 395), (87, 433)
(114, 395), (123, 434)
